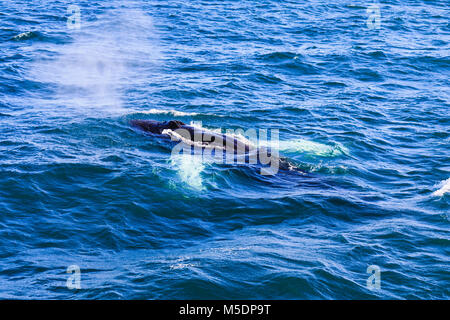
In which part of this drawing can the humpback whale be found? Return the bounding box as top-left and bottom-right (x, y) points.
(130, 119), (298, 175)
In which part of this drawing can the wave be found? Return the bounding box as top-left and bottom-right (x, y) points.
(134, 108), (200, 117)
(12, 31), (41, 41)
(11, 31), (64, 44)
(432, 178), (450, 197)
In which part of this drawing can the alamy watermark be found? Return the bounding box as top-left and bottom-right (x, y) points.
(366, 265), (381, 290)
(366, 4), (381, 29)
(67, 5), (81, 30)
(66, 264), (81, 289)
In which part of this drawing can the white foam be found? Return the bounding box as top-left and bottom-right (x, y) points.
(262, 139), (348, 157)
(13, 31), (34, 40)
(170, 263), (196, 270)
(432, 178), (450, 197)
(170, 153), (205, 190)
(138, 108), (199, 117)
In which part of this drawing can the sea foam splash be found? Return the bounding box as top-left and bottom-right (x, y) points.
(137, 108), (200, 117)
(274, 139), (349, 157)
(432, 178), (450, 197)
(170, 153), (206, 190)
(231, 131), (348, 157)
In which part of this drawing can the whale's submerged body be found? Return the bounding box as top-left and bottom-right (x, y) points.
(130, 119), (299, 175)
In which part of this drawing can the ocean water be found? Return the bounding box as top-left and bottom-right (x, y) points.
(0, 0), (449, 299)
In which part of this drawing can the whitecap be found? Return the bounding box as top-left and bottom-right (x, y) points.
(13, 31), (35, 40)
(432, 178), (450, 197)
(137, 108), (199, 117)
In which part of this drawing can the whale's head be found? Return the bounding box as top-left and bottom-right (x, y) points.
(130, 119), (186, 134)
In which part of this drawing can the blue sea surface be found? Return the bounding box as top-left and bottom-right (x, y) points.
(0, 0), (449, 299)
